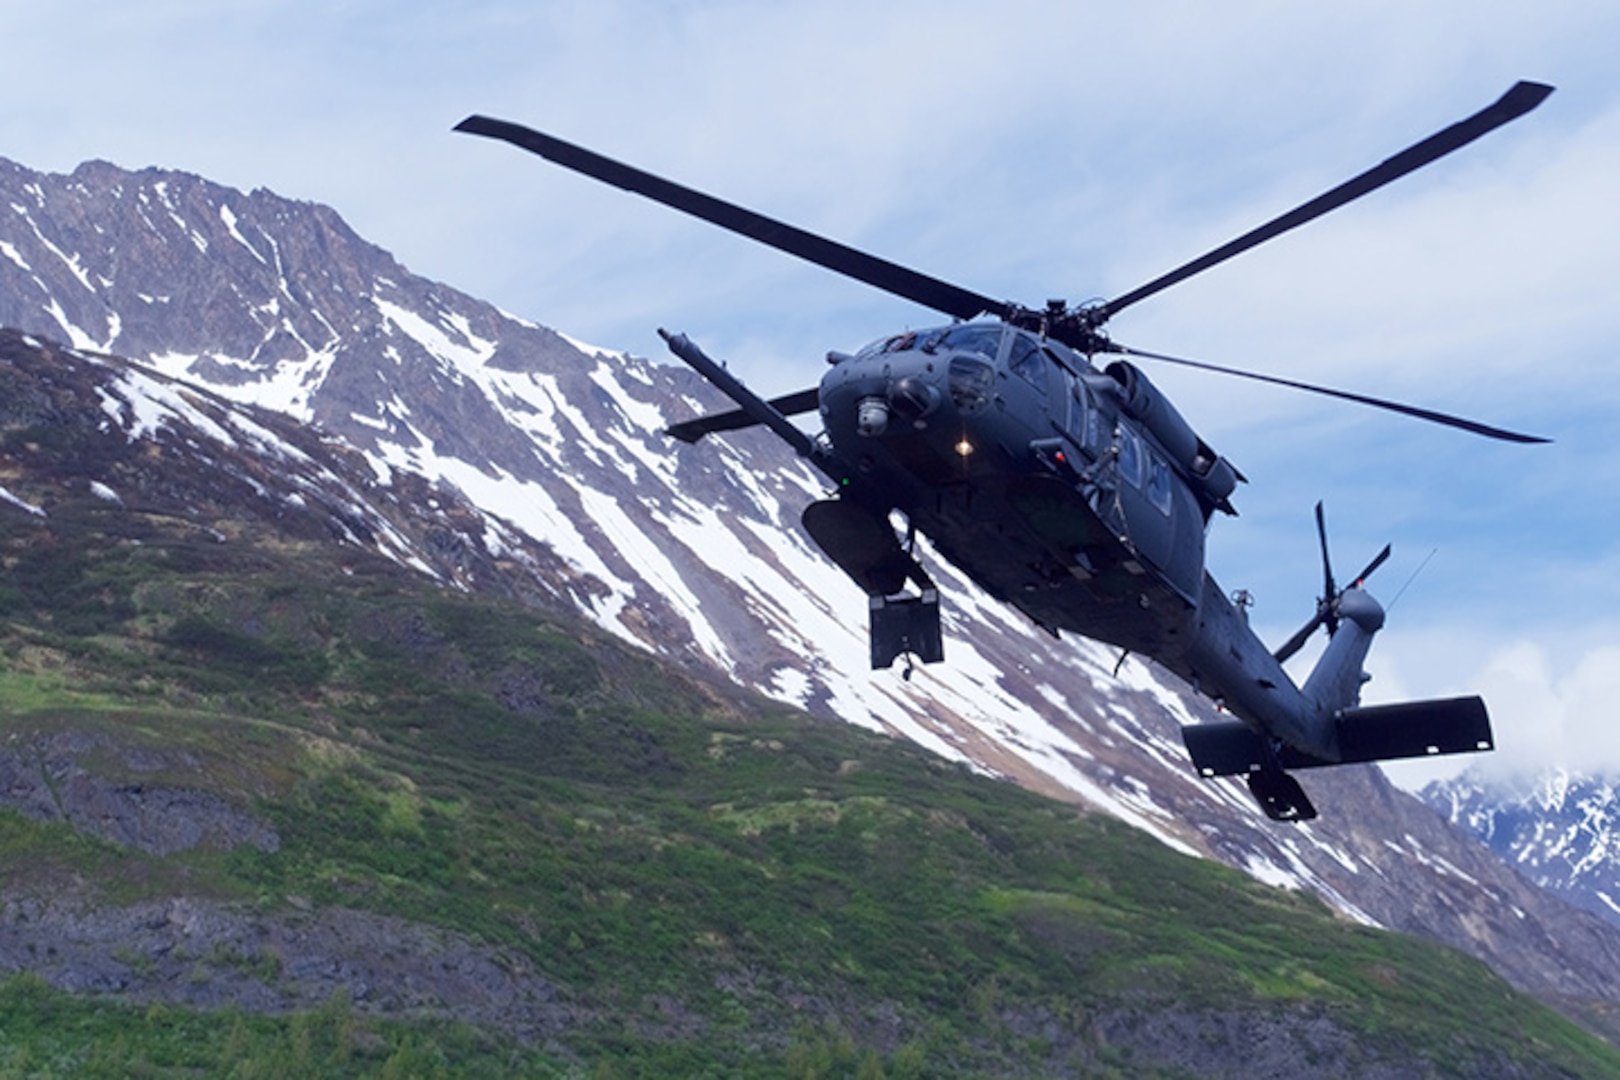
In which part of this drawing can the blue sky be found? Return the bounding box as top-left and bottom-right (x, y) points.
(6, 0), (1618, 786)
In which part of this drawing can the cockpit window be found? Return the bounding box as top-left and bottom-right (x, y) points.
(855, 334), (902, 360)
(935, 324), (1003, 361)
(1007, 335), (1044, 385)
(856, 323), (1004, 362)
(1065, 374), (1091, 450)
(948, 356), (995, 413)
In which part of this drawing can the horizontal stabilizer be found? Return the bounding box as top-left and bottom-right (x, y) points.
(1335, 696), (1493, 763)
(1182, 695), (1492, 777)
(667, 387), (820, 443)
(1183, 722), (1288, 778)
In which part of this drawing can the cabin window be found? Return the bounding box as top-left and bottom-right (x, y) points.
(1146, 453), (1173, 514)
(1116, 427), (1141, 488)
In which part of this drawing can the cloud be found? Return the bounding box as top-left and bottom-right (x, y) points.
(1371, 622), (1620, 789)
(1478, 642), (1620, 772)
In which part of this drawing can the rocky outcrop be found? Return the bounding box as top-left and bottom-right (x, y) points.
(0, 732), (278, 857)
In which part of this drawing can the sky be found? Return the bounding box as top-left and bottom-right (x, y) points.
(5, 0), (1617, 788)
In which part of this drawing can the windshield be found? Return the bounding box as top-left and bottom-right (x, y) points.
(948, 356), (995, 413)
(856, 323), (1005, 362)
(931, 324), (1003, 361)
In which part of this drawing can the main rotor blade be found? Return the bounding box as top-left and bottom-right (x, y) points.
(1099, 80), (1554, 321)
(455, 115), (1009, 323)
(1108, 343), (1550, 443)
(667, 387), (820, 444)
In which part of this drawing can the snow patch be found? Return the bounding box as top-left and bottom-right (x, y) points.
(558, 331), (625, 360)
(220, 204), (268, 264)
(0, 486), (46, 517)
(0, 240), (31, 272)
(374, 297), (496, 379)
(43, 297), (99, 351)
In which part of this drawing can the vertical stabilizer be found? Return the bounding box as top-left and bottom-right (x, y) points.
(1301, 587), (1385, 723)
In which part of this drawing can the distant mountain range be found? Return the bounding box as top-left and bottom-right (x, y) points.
(1425, 768), (1620, 930)
(3, 154), (1618, 1033)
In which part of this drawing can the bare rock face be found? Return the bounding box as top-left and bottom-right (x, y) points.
(2, 156), (1619, 1031)
(0, 731), (278, 857)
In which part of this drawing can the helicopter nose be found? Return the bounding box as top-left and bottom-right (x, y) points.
(856, 374), (943, 437)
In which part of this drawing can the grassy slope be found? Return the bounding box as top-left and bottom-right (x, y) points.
(0, 494), (1617, 1078)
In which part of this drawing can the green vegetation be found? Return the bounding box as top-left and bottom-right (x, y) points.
(0, 484), (1617, 1076)
(0, 974), (546, 1079)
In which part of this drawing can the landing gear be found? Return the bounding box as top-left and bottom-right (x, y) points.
(800, 497), (945, 675)
(1246, 768), (1318, 822)
(871, 589), (943, 672)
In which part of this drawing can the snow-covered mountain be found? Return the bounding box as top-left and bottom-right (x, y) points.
(4, 155), (1620, 1016)
(1425, 769), (1620, 929)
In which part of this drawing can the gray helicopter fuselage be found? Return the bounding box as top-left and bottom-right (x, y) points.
(815, 321), (1343, 759)
(456, 82), (1545, 817)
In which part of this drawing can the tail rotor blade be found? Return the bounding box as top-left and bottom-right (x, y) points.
(1275, 501), (1397, 663)
(1274, 612), (1326, 664)
(1314, 501), (1336, 599)
(1314, 501), (1340, 636)
(1353, 544), (1393, 588)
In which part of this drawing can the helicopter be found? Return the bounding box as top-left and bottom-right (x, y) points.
(455, 80), (1553, 822)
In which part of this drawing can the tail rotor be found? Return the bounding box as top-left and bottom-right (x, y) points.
(1273, 502), (1390, 663)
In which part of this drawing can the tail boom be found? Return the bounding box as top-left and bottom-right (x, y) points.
(1177, 577), (1493, 821)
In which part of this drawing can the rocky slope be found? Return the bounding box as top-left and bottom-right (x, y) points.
(0, 383), (1614, 1073)
(2, 157), (1619, 1031)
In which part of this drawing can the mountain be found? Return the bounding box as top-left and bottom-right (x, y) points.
(1424, 769), (1620, 929)
(4, 155), (1620, 1038)
(0, 329), (1616, 1077)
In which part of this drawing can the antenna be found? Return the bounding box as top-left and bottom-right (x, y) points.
(1387, 548), (1439, 613)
